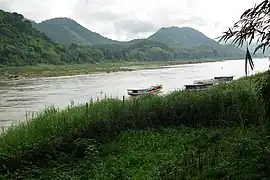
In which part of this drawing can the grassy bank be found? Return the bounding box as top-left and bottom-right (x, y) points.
(6, 126), (270, 179)
(0, 58), (236, 79)
(1, 71), (269, 179)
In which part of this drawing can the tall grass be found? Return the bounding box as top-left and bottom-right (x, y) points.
(0, 72), (267, 172)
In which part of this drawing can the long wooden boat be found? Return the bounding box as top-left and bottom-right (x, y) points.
(194, 76), (234, 86)
(214, 76), (234, 82)
(127, 84), (163, 96)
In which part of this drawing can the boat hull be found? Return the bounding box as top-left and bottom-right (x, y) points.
(127, 85), (163, 96)
(186, 76), (234, 91)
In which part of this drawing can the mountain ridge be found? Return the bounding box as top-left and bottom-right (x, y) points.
(32, 17), (119, 45)
(0, 10), (251, 67)
(0, 10), (191, 66)
(31, 17), (246, 58)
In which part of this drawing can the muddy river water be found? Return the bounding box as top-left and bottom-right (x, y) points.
(0, 58), (269, 128)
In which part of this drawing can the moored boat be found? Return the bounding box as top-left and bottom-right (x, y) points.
(127, 84), (163, 96)
(214, 76), (234, 83)
(214, 76), (234, 81)
(194, 76), (234, 85)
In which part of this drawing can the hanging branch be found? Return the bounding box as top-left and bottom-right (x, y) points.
(217, 0), (270, 72)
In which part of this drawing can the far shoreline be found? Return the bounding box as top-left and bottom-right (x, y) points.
(0, 57), (245, 80)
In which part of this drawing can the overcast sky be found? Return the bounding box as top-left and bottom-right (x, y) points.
(0, 0), (262, 41)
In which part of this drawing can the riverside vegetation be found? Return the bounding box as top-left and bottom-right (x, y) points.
(1, 71), (270, 179)
(0, 59), (220, 79)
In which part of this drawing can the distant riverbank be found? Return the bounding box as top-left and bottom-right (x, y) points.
(0, 58), (242, 80)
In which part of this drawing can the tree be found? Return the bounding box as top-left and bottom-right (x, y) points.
(217, 0), (270, 120)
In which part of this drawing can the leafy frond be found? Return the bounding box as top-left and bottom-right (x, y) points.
(217, 0), (270, 54)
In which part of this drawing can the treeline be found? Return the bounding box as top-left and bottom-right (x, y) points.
(0, 10), (242, 67)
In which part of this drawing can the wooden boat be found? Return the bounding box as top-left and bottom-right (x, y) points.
(214, 76), (234, 83)
(193, 76), (233, 85)
(184, 83), (214, 91)
(214, 76), (234, 81)
(127, 84), (163, 96)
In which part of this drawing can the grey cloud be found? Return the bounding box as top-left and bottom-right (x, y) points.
(72, 0), (159, 39)
(73, 0), (127, 22)
(176, 16), (206, 26)
(72, 0), (206, 39)
(0, 1), (11, 11)
(0, 0), (55, 21)
(114, 19), (157, 34)
(0, 0), (215, 40)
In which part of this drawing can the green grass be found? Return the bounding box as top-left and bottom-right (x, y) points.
(5, 126), (270, 179)
(0, 71), (269, 179)
(0, 59), (225, 79)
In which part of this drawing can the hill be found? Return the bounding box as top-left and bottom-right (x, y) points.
(32, 18), (119, 46)
(0, 10), (114, 66)
(148, 26), (245, 58)
(1, 9), (247, 67)
(0, 10), (176, 66)
(148, 26), (218, 47)
(0, 10), (62, 66)
(33, 18), (245, 59)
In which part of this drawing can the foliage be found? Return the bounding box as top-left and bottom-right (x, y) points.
(5, 126), (270, 180)
(93, 40), (175, 61)
(217, 0), (270, 73)
(0, 10), (175, 66)
(0, 10), (106, 66)
(218, 0), (270, 54)
(255, 70), (270, 120)
(2, 60), (209, 79)
(218, 0), (270, 121)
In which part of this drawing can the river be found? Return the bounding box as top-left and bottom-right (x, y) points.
(0, 58), (269, 128)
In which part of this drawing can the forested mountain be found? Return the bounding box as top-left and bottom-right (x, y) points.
(0, 10), (67, 66)
(148, 26), (245, 58)
(0, 10), (174, 66)
(148, 26), (218, 47)
(32, 18), (118, 46)
(0, 9), (247, 67)
(33, 18), (245, 59)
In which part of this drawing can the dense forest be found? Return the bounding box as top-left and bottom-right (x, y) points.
(0, 10), (247, 67)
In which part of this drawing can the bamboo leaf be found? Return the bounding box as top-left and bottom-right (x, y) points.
(254, 43), (265, 54)
(241, 8), (253, 19)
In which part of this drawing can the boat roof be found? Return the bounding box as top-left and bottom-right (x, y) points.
(127, 84), (162, 91)
(184, 83), (213, 87)
(214, 76), (234, 78)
